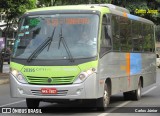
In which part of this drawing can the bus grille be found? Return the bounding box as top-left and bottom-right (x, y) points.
(25, 76), (75, 85)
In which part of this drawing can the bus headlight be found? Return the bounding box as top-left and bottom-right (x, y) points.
(79, 72), (88, 80)
(74, 68), (96, 84)
(11, 69), (27, 84)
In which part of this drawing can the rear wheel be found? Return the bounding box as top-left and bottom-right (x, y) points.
(123, 79), (142, 100)
(26, 98), (40, 108)
(132, 80), (142, 100)
(97, 83), (110, 111)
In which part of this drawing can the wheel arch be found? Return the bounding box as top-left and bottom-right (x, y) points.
(105, 78), (112, 95)
(139, 76), (143, 88)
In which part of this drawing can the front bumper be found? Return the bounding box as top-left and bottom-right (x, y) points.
(10, 73), (99, 99)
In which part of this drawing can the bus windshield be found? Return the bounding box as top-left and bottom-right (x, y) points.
(13, 14), (99, 60)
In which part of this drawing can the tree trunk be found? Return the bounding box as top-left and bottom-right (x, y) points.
(53, 0), (57, 6)
(0, 53), (3, 73)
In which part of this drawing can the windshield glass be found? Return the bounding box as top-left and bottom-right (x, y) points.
(13, 14), (99, 59)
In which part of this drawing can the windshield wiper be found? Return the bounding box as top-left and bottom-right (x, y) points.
(58, 25), (74, 62)
(47, 27), (56, 51)
(27, 27), (56, 62)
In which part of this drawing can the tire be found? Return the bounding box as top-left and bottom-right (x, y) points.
(132, 80), (142, 100)
(26, 98), (40, 108)
(123, 80), (142, 101)
(80, 99), (97, 108)
(97, 83), (110, 111)
(123, 91), (132, 100)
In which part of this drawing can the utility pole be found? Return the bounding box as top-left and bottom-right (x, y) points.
(0, 53), (3, 73)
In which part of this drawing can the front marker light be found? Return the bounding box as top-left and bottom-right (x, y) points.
(11, 69), (18, 77)
(86, 70), (93, 75)
(11, 69), (27, 84)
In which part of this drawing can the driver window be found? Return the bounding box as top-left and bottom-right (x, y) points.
(100, 15), (112, 57)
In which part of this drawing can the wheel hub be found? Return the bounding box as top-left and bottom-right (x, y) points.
(103, 90), (108, 107)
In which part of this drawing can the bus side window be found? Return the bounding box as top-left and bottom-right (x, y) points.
(132, 20), (143, 52)
(119, 16), (132, 52)
(143, 24), (153, 52)
(112, 15), (120, 51)
(100, 15), (112, 57)
(150, 25), (155, 52)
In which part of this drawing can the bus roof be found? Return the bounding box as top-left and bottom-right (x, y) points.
(27, 5), (109, 13)
(109, 8), (154, 25)
(26, 4), (154, 25)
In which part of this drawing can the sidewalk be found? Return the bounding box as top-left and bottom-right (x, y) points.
(0, 73), (9, 85)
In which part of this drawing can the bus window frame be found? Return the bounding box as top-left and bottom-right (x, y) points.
(99, 14), (112, 58)
(110, 14), (155, 54)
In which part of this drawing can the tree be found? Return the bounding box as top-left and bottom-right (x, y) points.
(0, 0), (36, 24)
(111, 0), (160, 25)
(0, 0), (36, 73)
(37, 0), (112, 6)
(36, 0), (159, 24)
(156, 25), (160, 42)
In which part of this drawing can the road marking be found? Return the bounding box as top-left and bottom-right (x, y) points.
(0, 100), (25, 107)
(97, 86), (157, 116)
(97, 101), (131, 116)
(0, 86), (158, 113)
(142, 86), (157, 95)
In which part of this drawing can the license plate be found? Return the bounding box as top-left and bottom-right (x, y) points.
(41, 88), (57, 94)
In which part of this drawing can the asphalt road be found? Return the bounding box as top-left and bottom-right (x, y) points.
(0, 65), (160, 115)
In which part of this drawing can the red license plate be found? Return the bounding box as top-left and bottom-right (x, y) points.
(41, 88), (57, 94)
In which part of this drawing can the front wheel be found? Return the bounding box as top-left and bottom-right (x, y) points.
(26, 98), (40, 108)
(97, 83), (110, 111)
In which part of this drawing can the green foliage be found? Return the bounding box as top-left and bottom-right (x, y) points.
(156, 25), (160, 42)
(37, 0), (112, 6)
(0, 0), (159, 25)
(0, 0), (37, 51)
(0, 0), (36, 22)
(92, 0), (112, 4)
(36, 0), (159, 24)
(111, 0), (160, 25)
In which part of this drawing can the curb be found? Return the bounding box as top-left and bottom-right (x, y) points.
(0, 73), (9, 85)
(0, 79), (9, 85)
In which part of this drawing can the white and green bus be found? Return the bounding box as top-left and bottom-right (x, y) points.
(10, 4), (156, 110)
